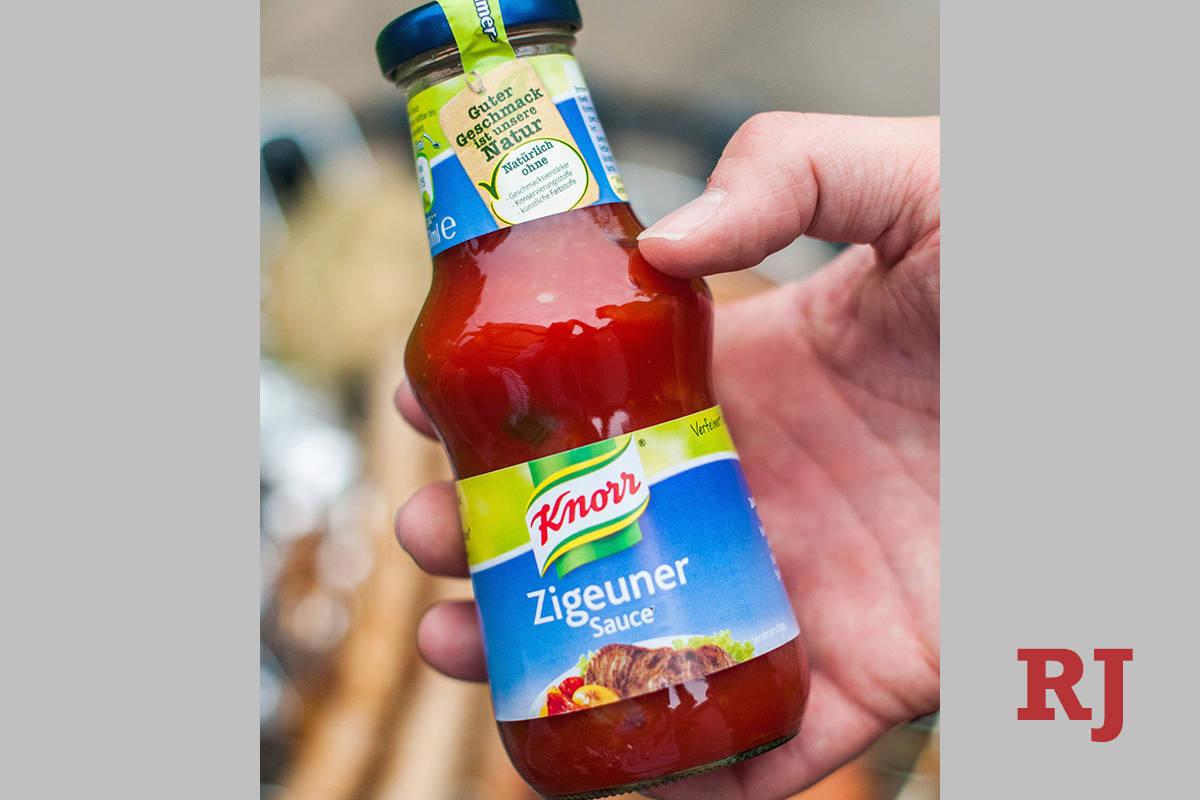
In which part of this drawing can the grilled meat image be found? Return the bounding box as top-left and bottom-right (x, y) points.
(584, 642), (737, 697)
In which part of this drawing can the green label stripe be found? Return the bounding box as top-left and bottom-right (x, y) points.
(526, 435), (630, 511)
(438, 0), (516, 76)
(460, 406), (737, 568)
(552, 522), (642, 579)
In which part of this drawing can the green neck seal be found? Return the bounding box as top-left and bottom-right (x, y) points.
(438, 0), (518, 78)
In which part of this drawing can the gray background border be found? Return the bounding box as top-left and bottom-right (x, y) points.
(942, 0), (1199, 795)
(4, 1), (259, 797)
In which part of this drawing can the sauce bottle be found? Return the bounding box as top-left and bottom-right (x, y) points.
(376, 3), (810, 797)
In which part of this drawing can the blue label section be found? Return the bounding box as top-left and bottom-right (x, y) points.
(425, 153), (496, 252)
(424, 97), (626, 256)
(556, 98), (623, 202)
(471, 455), (800, 721)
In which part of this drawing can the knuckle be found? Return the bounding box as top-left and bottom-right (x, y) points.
(732, 111), (804, 151)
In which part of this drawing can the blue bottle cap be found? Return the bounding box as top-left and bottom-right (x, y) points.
(376, 1), (583, 82)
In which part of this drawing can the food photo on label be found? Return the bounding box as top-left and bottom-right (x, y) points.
(534, 633), (756, 719)
(260, 1), (938, 798)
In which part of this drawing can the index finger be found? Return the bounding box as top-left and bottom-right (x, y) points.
(637, 113), (940, 277)
(394, 381), (438, 440)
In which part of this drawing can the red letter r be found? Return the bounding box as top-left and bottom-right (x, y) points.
(1017, 648), (1092, 721)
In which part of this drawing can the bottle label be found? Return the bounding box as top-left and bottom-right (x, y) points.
(458, 406), (801, 721)
(407, 9), (628, 254)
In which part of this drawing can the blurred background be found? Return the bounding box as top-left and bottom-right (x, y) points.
(260, 1), (938, 798)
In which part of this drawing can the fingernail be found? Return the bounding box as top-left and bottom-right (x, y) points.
(637, 188), (726, 242)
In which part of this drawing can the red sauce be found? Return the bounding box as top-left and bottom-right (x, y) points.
(502, 639), (809, 797)
(406, 202), (810, 797)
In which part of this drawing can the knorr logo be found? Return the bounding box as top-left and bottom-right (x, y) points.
(524, 435), (649, 578)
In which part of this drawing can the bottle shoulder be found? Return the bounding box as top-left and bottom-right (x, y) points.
(415, 203), (709, 344)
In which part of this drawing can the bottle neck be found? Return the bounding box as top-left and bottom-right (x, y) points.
(394, 24), (579, 96)
(395, 26), (629, 258)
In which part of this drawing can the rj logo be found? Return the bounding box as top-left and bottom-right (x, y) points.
(1017, 648), (1133, 742)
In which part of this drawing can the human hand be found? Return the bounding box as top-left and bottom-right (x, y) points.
(395, 112), (940, 799)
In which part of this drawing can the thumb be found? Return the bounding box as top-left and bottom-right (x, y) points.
(636, 113), (940, 277)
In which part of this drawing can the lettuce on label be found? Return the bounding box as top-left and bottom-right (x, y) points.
(574, 630), (755, 679)
(670, 631), (755, 663)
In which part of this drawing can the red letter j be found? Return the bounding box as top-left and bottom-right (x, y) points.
(1091, 648), (1133, 742)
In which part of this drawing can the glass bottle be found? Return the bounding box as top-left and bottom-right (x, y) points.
(378, 4), (809, 797)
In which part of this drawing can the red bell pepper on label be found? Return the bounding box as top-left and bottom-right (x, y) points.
(545, 689), (571, 716)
